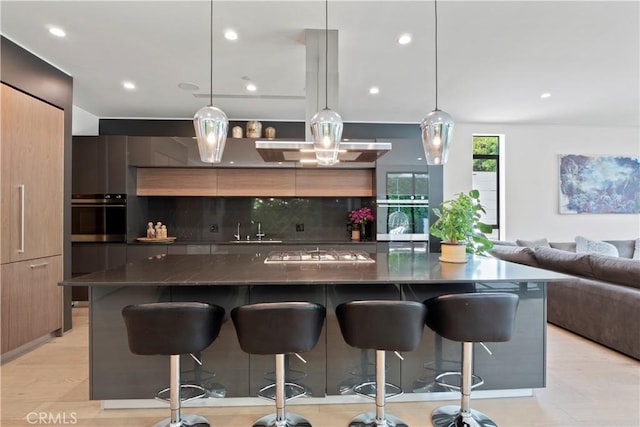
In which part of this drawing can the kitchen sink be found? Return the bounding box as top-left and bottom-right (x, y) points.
(264, 249), (374, 264)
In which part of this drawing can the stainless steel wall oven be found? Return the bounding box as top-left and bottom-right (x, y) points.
(71, 194), (126, 242)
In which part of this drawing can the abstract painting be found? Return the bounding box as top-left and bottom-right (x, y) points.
(559, 155), (639, 214)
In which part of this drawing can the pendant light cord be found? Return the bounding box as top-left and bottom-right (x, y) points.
(434, 0), (439, 110)
(209, 0), (213, 107)
(325, 0), (329, 110)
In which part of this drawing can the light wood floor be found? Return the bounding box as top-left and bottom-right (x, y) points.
(1, 307), (638, 427)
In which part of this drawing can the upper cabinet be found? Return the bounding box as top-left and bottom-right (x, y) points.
(295, 169), (373, 197)
(72, 135), (127, 194)
(217, 169), (296, 196)
(137, 168), (218, 196)
(136, 167), (373, 197)
(1, 84), (64, 263)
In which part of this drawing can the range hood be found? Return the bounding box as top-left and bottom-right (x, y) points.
(254, 29), (391, 165)
(255, 140), (391, 163)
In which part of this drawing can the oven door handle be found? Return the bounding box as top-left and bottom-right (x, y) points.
(71, 203), (126, 208)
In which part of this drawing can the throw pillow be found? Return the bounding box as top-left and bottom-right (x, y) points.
(575, 236), (619, 257)
(516, 238), (551, 248)
(634, 238), (640, 260)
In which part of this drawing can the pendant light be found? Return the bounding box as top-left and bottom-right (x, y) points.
(310, 0), (343, 166)
(420, 0), (454, 166)
(193, 0), (228, 163)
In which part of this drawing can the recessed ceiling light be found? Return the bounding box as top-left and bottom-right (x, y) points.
(417, 157), (423, 161)
(540, 92), (551, 99)
(48, 27), (66, 38)
(246, 83), (257, 92)
(398, 33), (412, 45)
(369, 86), (380, 95)
(122, 81), (136, 90)
(224, 30), (238, 41)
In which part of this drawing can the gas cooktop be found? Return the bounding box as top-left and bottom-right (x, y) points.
(264, 249), (375, 264)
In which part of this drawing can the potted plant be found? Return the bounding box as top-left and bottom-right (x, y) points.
(429, 189), (494, 263)
(349, 207), (375, 241)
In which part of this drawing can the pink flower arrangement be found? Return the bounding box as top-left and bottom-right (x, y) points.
(349, 207), (374, 225)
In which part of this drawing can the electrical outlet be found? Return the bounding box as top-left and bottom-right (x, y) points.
(209, 224), (218, 233)
(296, 223), (304, 232)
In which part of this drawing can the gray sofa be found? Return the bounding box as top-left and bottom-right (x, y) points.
(489, 239), (640, 360)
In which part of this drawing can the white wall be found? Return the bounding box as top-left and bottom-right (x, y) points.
(72, 105), (99, 135)
(444, 123), (640, 241)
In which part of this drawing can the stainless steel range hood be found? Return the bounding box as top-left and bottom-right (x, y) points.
(255, 140), (392, 163)
(254, 29), (392, 165)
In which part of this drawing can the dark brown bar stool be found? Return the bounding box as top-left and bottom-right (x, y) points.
(122, 302), (225, 427)
(336, 300), (427, 427)
(424, 292), (519, 427)
(231, 302), (326, 427)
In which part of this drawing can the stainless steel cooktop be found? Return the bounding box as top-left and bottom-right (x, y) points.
(264, 249), (375, 264)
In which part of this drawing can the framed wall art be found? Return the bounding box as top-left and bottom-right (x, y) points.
(559, 154), (639, 214)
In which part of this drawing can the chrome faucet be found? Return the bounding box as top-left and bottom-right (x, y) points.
(256, 221), (265, 241)
(234, 222), (241, 241)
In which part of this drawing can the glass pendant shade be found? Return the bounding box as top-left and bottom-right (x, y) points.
(420, 109), (454, 165)
(310, 108), (343, 165)
(193, 105), (229, 163)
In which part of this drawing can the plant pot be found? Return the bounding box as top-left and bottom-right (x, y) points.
(439, 242), (467, 263)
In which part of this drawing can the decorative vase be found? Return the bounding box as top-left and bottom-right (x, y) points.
(351, 228), (360, 241)
(439, 242), (468, 263)
(359, 223), (367, 241)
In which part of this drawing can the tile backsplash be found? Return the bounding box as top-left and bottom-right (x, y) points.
(141, 197), (374, 242)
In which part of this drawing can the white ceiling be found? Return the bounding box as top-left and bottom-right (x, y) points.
(1, 1), (638, 127)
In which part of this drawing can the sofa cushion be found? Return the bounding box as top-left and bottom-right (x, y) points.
(516, 238), (551, 248)
(533, 247), (595, 279)
(488, 245), (538, 267)
(549, 241), (576, 252)
(589, 254), (640, 289)
(632, 238), (640, 260)
(576, 236), (619, 257)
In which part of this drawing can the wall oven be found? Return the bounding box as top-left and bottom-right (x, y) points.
(376, 170), (430, 241)
(71, 194), (126, 242)
(376, 198), (429, 241)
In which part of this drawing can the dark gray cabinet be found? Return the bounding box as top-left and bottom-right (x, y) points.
(71, 243), (126, 301)
(72, 136), (127, 194)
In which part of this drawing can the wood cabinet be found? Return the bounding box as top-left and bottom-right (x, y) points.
(137, 168), (218, 196)
(1, 256), (62, 354)
(1, 84), (64, 263)
(1, 84), (64, 355)
(295, 169), (373, 196)
(136, 167), (373, 197)
(217, 168), (295, 196)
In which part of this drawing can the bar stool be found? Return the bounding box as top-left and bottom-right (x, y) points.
(424, 292), (519, 427)
(122, 302), (225, 427)
(336, 300), (427, 427)
(231, 302), (326, 427)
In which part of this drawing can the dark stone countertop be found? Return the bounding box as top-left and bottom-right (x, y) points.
(61, 252), (569, 287)
(125, 239), (377, 246)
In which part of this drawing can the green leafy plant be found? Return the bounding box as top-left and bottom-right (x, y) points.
(429, 189), (494, 255)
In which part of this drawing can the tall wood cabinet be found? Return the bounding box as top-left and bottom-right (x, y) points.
(1, 83), (64, 355)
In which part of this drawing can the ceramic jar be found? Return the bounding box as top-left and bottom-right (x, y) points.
(246, 121), (262, 138)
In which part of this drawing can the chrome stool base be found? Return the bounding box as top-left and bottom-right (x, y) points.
(153, 414), (210, 427)
(431, 405), (497, 427)
(348, 412), (409, 427)
(252, 412), (312, 427)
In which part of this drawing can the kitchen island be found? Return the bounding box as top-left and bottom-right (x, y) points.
(62, 246), (568, 407)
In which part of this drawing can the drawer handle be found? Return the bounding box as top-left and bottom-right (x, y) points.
(29, 262), (49, 269)
(18, 184), (25, 254)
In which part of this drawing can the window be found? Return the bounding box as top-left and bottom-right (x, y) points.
(472, 135), (500, 239)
